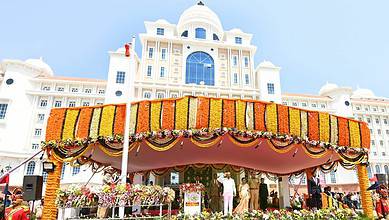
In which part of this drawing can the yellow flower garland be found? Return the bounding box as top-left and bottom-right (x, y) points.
(175, 97), (189, 130)
(357, 165), (374, 218)
(289, 108), (301, 136)
(209, 99), (222, 129)
(300, 111), (308, 138)
(62, 109), (80, 140)
(319, 112), (330, 143)
(349, 121), (361, 147)
(235, 100), (246, 130)
(330, 115), (338, 145)
(150, 102), (162, 131)
(266, 103), (278, 134)
(99, 105), (116, 137)
(129, 104), (138, 134)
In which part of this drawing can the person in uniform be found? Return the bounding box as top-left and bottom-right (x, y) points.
(248, 172), (259, 210)
(258, 178), (269, 211)
(209, 173), (221, 212)
(4, 187), (30, 220)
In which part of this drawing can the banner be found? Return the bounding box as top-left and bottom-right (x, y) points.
(184, 192), (201, 215)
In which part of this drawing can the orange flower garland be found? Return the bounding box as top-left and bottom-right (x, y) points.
(136, 101), (150, 133)
(308, 112), (319, 141)
(277, 105), (289, 134)
(161, 100), (175, 130)
(113, 105), (126, 135)
(196, 97), (209, 128)
(222, 99), (235, 128)
(254, 102), (266, 131)
(76, 108), (93, 139)
(338, 118), (350, 147)
(45, 108), (66, 141)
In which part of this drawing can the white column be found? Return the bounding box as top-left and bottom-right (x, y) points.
(119, 36), (136, 218)
(278, 175), (291, 208)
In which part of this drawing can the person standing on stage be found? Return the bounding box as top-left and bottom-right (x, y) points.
(210, 173), (221, 212)
(258, 178), (269, 211)
(217, 172), (236, 216)
(4, 187), (30, 220)
(248, 172), (259, 210)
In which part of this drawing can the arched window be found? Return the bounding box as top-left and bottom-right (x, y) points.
(185, 52), (214, 85)
(367, 166), (373, 178)
(181, 30), (188, 37)
(72, 167), (80, 176)
(195, 28), (206, 39)
(26, 161), (35, 175)
(385, 165), (389, 175)
(375, 165), (381, 174)
(213, 34), (219, 41)
(61, 163), (67, 180)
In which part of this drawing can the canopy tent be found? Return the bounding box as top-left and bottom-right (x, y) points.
(41, 96), (374, 219)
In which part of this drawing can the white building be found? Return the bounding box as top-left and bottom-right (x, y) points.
(0, 2), (386, 192)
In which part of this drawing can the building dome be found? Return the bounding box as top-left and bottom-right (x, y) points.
(25, 58), (54, 76)
(177, 2), (223, 35)
(258, 60), (276, 68)
(353, 88), (375, 98)
(319, 83), (338, 95)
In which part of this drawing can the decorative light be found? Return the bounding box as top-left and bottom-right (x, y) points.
(42, 161), (56, 172)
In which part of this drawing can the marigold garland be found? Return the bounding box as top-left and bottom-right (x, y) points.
(113, 105), (126, 135)
(338, 118), (350, 147)
(99, 105), (115, 137)
(46, 108), (66, 141)
(196, 97), (209, 128)
(150, 101), (162, 131)
(89, 108), (102, 139)
(266, 103), (278, 133)
(136, 101), (150, 133)
(349, 121), (361, 148)
(62, 109), (80, 140)
(76, 108), (93, 139)
(209, 98), (222, 129)
(254, 102), (266, 131)
(357, 165), (374, 218)
(245, 102), (254, 131)
(188, 97), (198, 129)
(308, 112), (319, 141)
(175, 97), (189, 130)
(289, 108), (301, 136)
(161, 100), (175, 130)
(330, 115), (338, 145)
(129, 104), (138, 134)
(319, 112), (330, 143)
(277, 105), (289, 134)
(235, 100), (246, 130)
(300, 111), (308, 138)
(222, 99), (235, 128)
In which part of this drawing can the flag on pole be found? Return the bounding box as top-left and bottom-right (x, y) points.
(0, 173), (9, 184)
(369, 175), (378, 182)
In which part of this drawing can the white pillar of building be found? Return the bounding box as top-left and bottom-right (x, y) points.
(278, 175), (291, 208)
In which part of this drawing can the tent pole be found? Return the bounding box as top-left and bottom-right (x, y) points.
(119, 35), (136, 218)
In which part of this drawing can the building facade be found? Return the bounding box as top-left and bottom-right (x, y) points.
(0, 2), (387, 192)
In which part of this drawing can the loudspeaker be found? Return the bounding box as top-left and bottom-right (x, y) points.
(23, 175), (43, 201)
(376, 174), (387, 186)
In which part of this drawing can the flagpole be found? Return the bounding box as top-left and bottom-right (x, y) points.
(0, 149), (43, 180)
(119, 36), (136, 218)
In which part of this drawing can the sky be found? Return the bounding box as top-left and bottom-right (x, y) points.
(1, 0), (389, 97)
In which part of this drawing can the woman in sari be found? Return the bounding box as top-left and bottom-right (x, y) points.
(234, 177), (250, 214)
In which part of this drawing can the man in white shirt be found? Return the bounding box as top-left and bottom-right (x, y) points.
(217, 172), (236, 215)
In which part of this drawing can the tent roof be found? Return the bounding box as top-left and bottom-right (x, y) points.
(43, 96), (370, 175)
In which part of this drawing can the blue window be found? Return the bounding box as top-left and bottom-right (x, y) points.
(244, 57), (249, 67)
(195, 28), (206, 39)
(160, 67), (165, 77)
(72, 167), (80, 176)
(330, 170), (336, 183)
(26, 161), (35, 175)
(232, 56), (238, 66)
(185, 52), (214, 85)
(267, 83), (275, 94)
(235, 37), (242, 44)
(156, 28), (164, 36)
(181, 30), (188, 37)
(233, 73), (238, 84)
(213, 34), (219, 41)
(147, 66), (152, 77)
(42, 171), (48, 183)
(161, 48), (167, 60)
(245, 74), (249, 85)
(376, 165), (381, 174)
(148, 47), (154, 59)
(61, 163), (66, 179)
(0, 104), (8, 119)
(116, 71), (125, 84)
